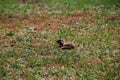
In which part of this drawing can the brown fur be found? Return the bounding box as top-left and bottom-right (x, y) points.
(56, 39), (75, 49)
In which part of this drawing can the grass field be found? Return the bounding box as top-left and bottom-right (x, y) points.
(0, 0), (120, 80)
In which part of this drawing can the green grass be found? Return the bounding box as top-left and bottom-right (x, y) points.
(0, 0), (120, 80)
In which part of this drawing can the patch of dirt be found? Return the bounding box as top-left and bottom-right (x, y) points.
(0, 11), (98, 32)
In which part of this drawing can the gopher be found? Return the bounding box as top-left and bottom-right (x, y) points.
(56, 39), (75, 49)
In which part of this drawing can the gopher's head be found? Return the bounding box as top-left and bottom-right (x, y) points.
(56, 39), (64, 47)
